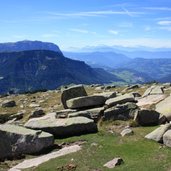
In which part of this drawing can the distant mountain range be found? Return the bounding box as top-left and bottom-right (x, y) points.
(1, 40), (171, 94)
(0, 49), (121, 94)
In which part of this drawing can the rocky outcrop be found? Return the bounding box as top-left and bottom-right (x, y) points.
(25, 116), (97, 138)
(143, 85), (164, 97)
(66, 95), (106, 109)
(163, 130), (171, 148)
(1, 100), (16, 107)
(61, 85), (87, 109)
(105, 93), (136, 107)
(0, 124), (54, 160)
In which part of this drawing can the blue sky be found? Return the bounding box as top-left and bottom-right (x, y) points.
(0, 0), (171, 50)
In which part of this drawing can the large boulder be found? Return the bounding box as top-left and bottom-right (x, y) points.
(103, 102), (138, 121)
(105, 93), (136, 107)
(163, 130), (171, 148)
(145, 123), (171, 142)
(134, 109), (160, 126)
(0, 124), (54, 160)
(66, 95), (106, 109)
(156, 95), (171, 121)
(25, 116), (97, 138)
(94, 92), (116, 100)
(61, 85), (87, 109)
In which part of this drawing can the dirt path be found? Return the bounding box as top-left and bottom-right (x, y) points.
(9, 145), (81, 171)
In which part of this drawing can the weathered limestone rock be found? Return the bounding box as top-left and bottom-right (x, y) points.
(56, 109), (77, 118)
(61, 85), (87, 109)
(68, 111), (91, 119)
(0, 124), (54, 160)
(1, 100), (16, 107)
(163, 129), (171, 148)
(156, 95), (171, 121)
(104, 158), (124, 169)
(66, 95), (106, 109)
(103, 102), (138, 121)
(145, 123), (171, 142)
(25, 116), (97, 138)
(105, 93), (136, 107)
(134, 109), (160, 126)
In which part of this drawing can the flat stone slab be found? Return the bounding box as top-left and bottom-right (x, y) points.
(25, 116), (97, 138)
(137, 95), (166, 108)
(9, 145), (81, 171)
(163, 130), (171, 148)
(0, 124), (54, 160)
(66, 95), (106, 109)
(104, 157), (124, 169)
(105, 93), (136, 107)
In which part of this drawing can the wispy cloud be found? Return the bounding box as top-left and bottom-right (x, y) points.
(144, 26), (151, 31)
(41, 34), (59, 38)
(157, 20), (171, 26)
(144, 7), (171, 11)
(47, 10), (144, 19)
(108, 30), (119, 35)
(159, 26), (171, 31)
(70, 28), (96, 34)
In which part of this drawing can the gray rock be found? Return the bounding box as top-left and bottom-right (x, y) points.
(104, 158), (124, 169)
(61, 85), (87, 109)
(66, 95), (106, 109)
(134, 109), (160, 126)
(68, 111), (91, 119)
(29, 103), (40, 108)
(1, 100), (16, 107)
(156, 95), (171, 121)
(120, 128), (134, 137)
(163, 130), (171, 148)
(104, 102), (138, 121)
(105, 93), (136, 107)
(25, 116), (97, 138)
(0, 124), (54, 160)
(145, 123), (171, 142)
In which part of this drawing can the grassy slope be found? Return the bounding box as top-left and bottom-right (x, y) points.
(33, 123), (171, 171)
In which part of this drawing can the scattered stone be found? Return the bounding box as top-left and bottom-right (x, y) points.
(134, 109), (160, 126)
(56, 109), (77, 118)
(120, 128), (134, 137)
(103, 158), (124, 169)
(156, 95), (171, 121)
(25, 116), (98, 138)
(1, 100), (16, 107)
(66, 95), (106, 109)
(145, 123), (171, 142)
(0, 124), (54, 160)
(105, 93), (136, 107)
(29, 103), (40, 108)
(61, 84), (87, 109)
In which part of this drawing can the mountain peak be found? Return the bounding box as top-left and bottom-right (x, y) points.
(0, 40), (63, 55)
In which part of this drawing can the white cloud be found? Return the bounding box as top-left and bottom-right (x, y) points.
(108, 30), (119, 35)
(159, 26), (171, 31)
(157, 20), (171, 26)
(47, 10), (144, 18)
(144, 26), (151, 31)
(70, 28), (96, 34)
